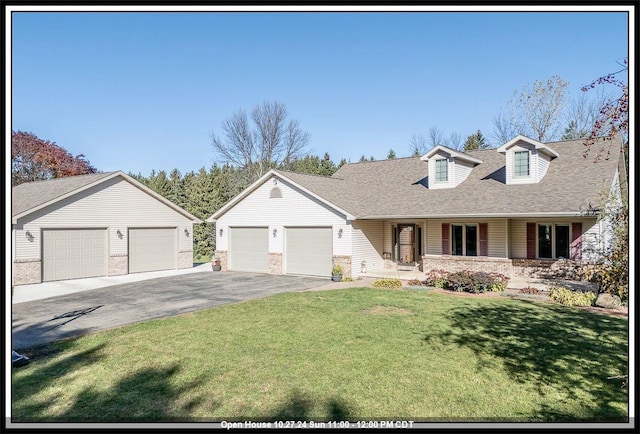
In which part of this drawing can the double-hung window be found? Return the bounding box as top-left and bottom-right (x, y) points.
(451, 224), (478, 256)
(514, 151), (530, 177)
(435, 159), (448, 182)
(538, 224), (570, 259)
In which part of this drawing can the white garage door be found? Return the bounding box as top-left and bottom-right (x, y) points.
(42, 228), (107, 282)
(129, 228), (177, 273)
(229, 227), (269, 273)
(286, 227), (333, 277)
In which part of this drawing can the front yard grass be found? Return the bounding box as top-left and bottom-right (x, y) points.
(12, 288), (628, 422)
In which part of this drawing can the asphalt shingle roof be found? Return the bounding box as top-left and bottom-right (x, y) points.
(12, 172), (117, 217)
(278, 136), (621, 218)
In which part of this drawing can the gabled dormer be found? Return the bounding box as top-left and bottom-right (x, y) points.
(421, 145), (483, 189)
(496, 135), (559, 185)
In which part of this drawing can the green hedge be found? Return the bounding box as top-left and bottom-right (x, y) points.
(549, 287), (597, 307)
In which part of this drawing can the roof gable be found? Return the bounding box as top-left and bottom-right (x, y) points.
(12, 171), (201, 224)
(420, 145), (483, 165)
(497, 135), (560, 159)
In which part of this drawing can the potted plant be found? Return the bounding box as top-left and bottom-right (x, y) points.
(211, 257), (222, 271)
(331, 263), (344, 282)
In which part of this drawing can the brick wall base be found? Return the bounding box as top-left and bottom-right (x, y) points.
(215, 250), (228, 271)
(269, 253), (283, 274)
(332, 255), (352, 279)
(178, 251), (193, 269)
(13, 259), (41, 285)
(422, 255), (587, 280)
(108, 255), (128, 276)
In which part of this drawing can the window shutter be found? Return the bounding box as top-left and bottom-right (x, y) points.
(526, 223), (536, 259)
(442, 223), (450, 255)
(479, 223), (488, 256)
(571, 222), (582, 260)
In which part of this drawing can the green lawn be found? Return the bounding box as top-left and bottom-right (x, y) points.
(11, 288), (628, 422)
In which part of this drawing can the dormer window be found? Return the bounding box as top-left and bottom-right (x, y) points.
(435, 159), (448, 182)
(497, 135), (559, 185)
(514, 151), (530, 177)
(421, 145), (482, 189)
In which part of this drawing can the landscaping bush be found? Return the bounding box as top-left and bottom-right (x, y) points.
(549, 287), (597, 307)
(488, 273), (509, 292)
(372, 278), (403, 289)
(406, 279), (423, 287)
(446, 271), (510, 294)
(424, 269), (450, 288)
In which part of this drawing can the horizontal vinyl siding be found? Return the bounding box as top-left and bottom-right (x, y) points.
(216, 176), (350, 256)
(510, 220), (528, 259)
(352, 220), (384, 274)
(454, 161), (474, 187)
(487, 220), (507, 257)
(537, 153), (551, 182)
(427, 219), (444, 255)
(14, 177), (194, 260)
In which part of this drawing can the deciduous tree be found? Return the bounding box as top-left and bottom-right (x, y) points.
(210, 101), (310, 181)
(11, 130), (96, 186)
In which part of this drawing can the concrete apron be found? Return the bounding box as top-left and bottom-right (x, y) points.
(12, 263), (213, 304)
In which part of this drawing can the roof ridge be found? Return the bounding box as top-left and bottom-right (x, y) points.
(275, 169), (344, 181)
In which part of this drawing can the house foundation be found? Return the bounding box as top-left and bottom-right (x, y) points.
(422, 255), (587, 281)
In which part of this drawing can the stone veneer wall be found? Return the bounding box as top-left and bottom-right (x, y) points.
(422, 256), (513, 276)
(178, 251), (194, 269)
(422, 256), (587, 280)
(13, 259), (41, 285)
(215, 250), (228, 271)
(108, 255), (128, 276)
(269, 253), (283, 274)
(512, 259), (585, 280)
(332, 255), (352, 279)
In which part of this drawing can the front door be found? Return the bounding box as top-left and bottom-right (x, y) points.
(398, 224), (415, 264)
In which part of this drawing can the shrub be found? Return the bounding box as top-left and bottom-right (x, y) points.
(406, 279), (423, 287)
(549, 287), (597, 307)
(372, 278), (403, 289)
(488, 273), (509, 292)
(446, 271), (509, 294)
(331, 263), (344, 276)
(424, 269), (450, 288)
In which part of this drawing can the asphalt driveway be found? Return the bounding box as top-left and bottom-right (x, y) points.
(11, 271), (326, 350)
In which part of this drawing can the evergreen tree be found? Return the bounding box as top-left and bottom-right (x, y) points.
(463, 130), (489, 151)
(387, 149), (396, 159)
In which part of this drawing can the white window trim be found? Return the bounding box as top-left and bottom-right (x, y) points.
(451, 223), (479, 257)
(514, 150), (531, 178)
(435, 158), (448, 183)
(537, 223), (571, 259)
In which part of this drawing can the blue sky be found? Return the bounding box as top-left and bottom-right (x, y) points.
(9, 8), (630, 176)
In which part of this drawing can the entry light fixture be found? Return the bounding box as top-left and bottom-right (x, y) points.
(116, 229), (123, 238)
(338, 228), (343, 238)
(273, 228), (277, 237)
(184, 228), (190, 237)
(25, 231), (34, 242)
(219, 228), (223, 237)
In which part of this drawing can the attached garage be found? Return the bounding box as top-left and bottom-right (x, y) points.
(285, 227), (333, 277)
(42, 228), (107, 282)
(229, 227), (269, 273)
(129, 228), (177, 273)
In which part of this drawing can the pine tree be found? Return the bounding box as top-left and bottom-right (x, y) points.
(463, 130), (489, 151)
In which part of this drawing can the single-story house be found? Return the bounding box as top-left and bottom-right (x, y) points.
(11, 171), (201, 285)
(207, 135), (626, 280)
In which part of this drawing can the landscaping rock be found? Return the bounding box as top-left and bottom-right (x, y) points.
(595, 293), (622, 309)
